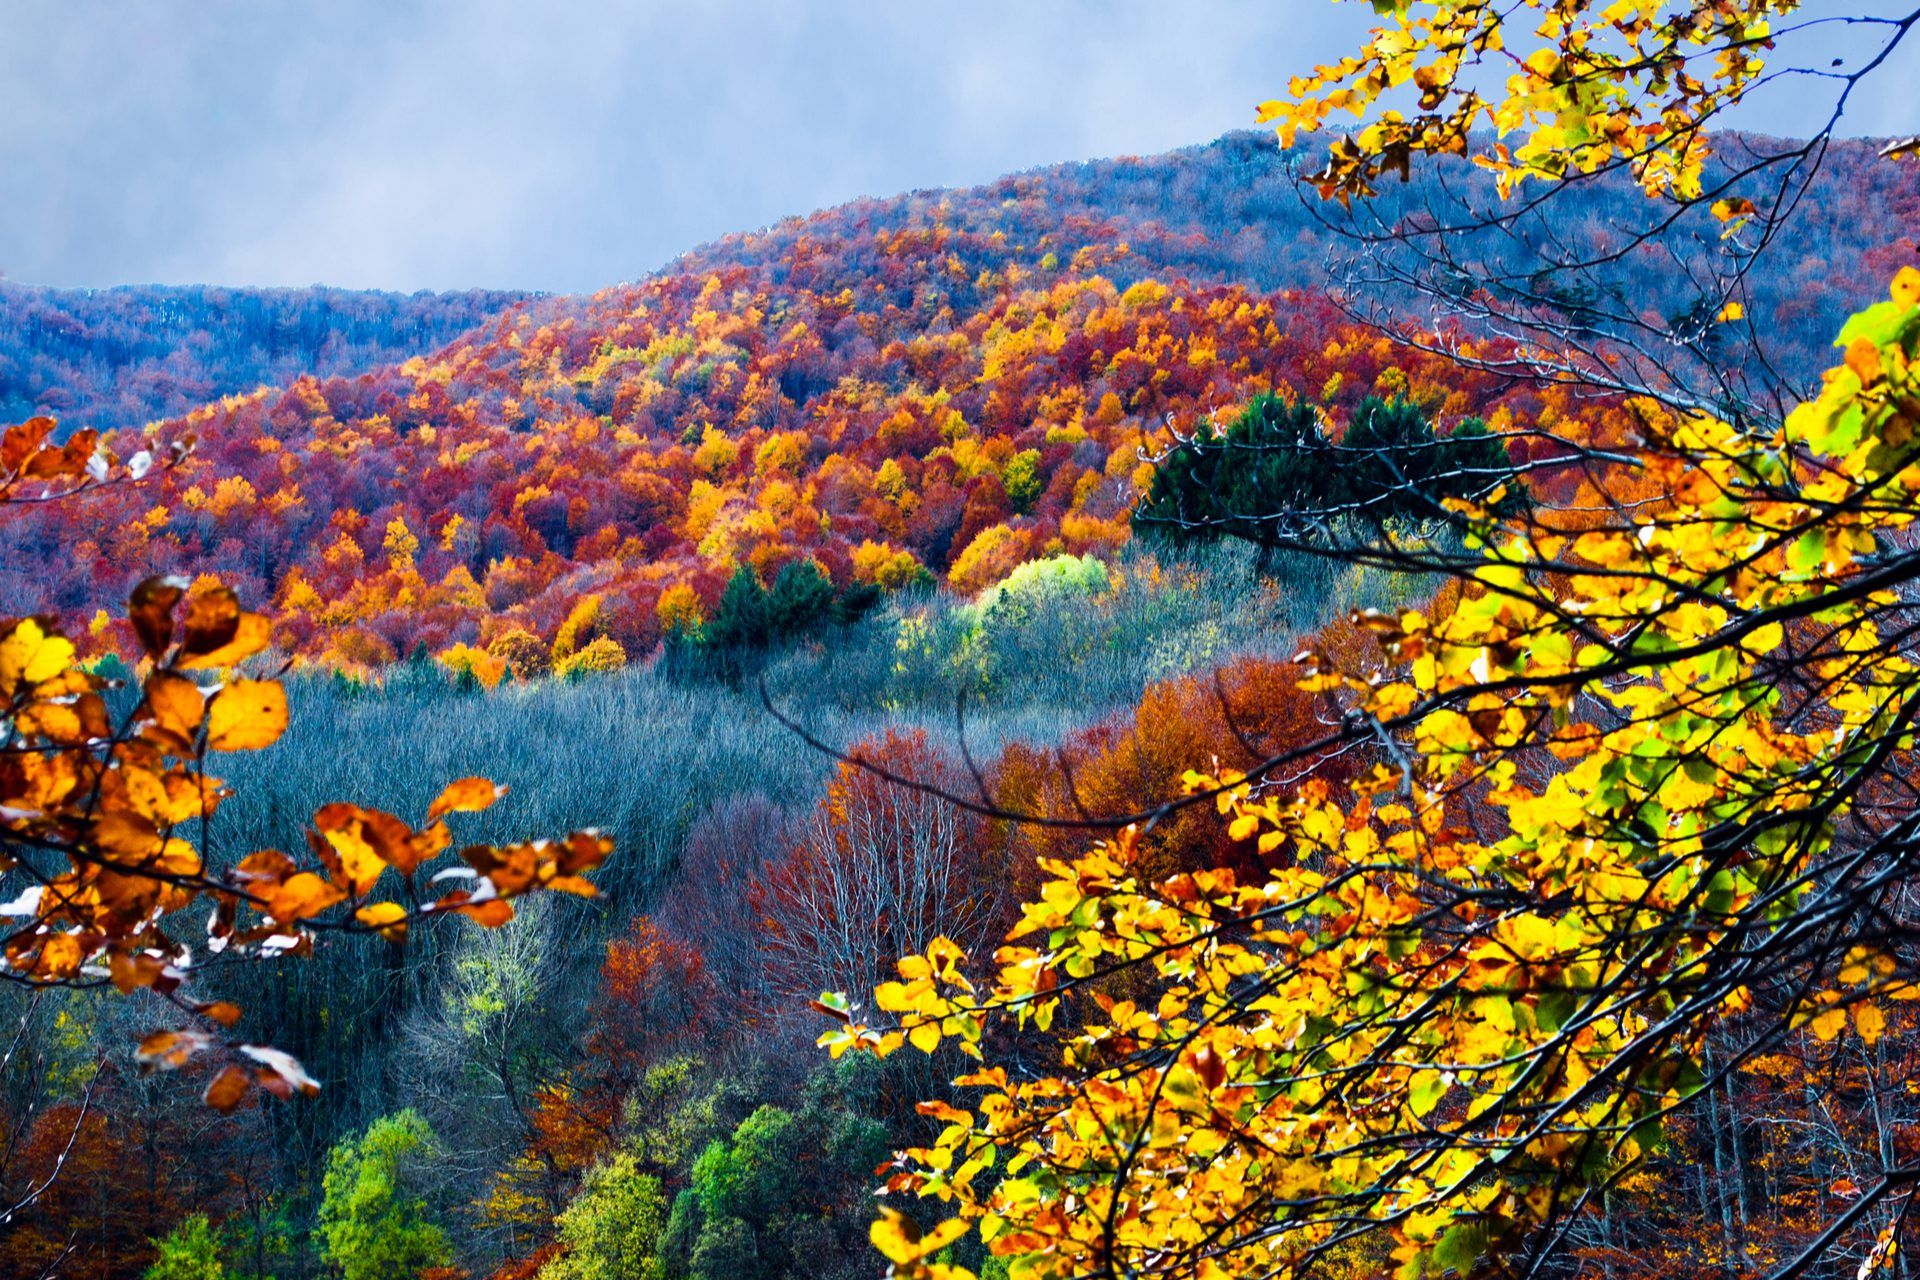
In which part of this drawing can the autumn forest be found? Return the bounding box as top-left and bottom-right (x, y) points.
(7, 5), (1920, 1280)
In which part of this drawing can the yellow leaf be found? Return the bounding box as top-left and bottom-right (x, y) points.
(1810, 1005), (1848, 1042)
(0, 619), (74, 697)
(206, 679), (288, 751)
(1855, 1003), (1886, 1044)
(909, 1020), (943, 1054)
(354, 901), (410, 944)
(326, 827), (386, 898)
(871, 1209), (968, 1266)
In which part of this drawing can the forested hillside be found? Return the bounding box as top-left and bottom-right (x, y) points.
(0, 282), (529, 431)
(2, 134), (1913, 676)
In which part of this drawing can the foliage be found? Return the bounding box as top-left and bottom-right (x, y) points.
(827, 268), (1920, 1280)
(9, 133), (1907, 670)
(655, 1069), (894, 1280)
(536, 1152), (668, 1280)
(1136, 392), (1518, 547)
(318, 1110), (452, 1280)
(1263, 0), (1796, 202)
(143, 1215), (226, 1280)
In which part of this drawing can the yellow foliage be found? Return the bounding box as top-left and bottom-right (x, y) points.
(553, 635), (627, 680)
(657, 582), (706, 633)
(830, 269), (1920, 1280)
(852, 540), (926, 592)
(437, 642), (507, 690)
(551, 594), (603, 662)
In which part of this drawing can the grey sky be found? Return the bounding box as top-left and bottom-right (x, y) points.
(2, 1), (1913, 294)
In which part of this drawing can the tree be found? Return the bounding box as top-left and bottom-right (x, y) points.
(1136, 392), (1518, 549)
(767, 558), (836, 637)
(702, 564), (771, 650)
(143, 1215), (225, 1280)
(0, 417), (609, 1169)
(1273, 1), (1920, 421)
(317, 1110), (451, 1280)
(815, 5), (1920, 1269)
(834, 267), (1920, 1280)
(757, 730), (997, 1005)
(536, 1152), (669, 1280)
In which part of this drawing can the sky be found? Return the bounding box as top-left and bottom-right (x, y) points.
(3, 0), (1915, 295)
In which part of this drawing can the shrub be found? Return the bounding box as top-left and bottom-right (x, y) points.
(437, 641), (508, 689)
(487, 626), (550, 679)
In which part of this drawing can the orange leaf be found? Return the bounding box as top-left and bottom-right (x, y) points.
(142, 672), (206, 744)
(136, 1028), (212, 1071)
(203, 1065), (252, 1112)
(428, 776), (506, 823)
(196, 1000), (244, 1028)
(260, 872), (344, 924)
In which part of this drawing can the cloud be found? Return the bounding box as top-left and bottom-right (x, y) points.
(0, 0), (1910, 293)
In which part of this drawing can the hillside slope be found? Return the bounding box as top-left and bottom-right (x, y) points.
(0, 282), (531, 431)
(4, 133), (1915, 668)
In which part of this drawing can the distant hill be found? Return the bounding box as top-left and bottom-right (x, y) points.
(4, 133), (1915, 668)
(0, 282), (532, 431)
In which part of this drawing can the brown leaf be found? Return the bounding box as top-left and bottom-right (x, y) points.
(1, 417), (55, 476)
(556, 830), (613, 875)
(314, 802), (423, 875)
(109, 950), (168, 994)
(233, 848), (297, 885)
(179, 611), (271, 671)
(178, 588), (242, 662)
(128, 575), (189, 658)
(466, 842), (538, 896)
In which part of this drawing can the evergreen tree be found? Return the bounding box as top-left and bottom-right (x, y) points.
(767, 559), (835, 637)
(702, 565), (772, 649)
